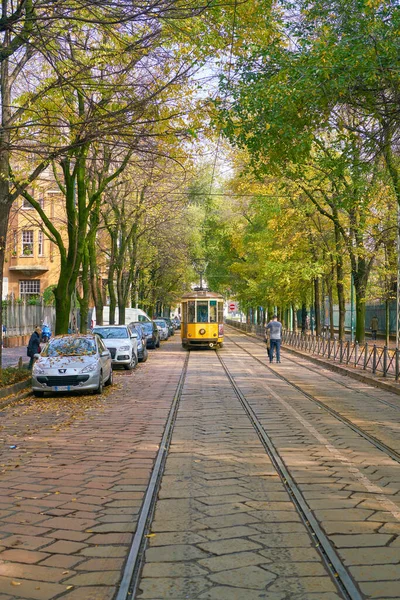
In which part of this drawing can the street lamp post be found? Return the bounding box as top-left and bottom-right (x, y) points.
(192, 258), (208, 290)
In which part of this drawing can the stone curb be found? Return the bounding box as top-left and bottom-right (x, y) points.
(228, 327), (400, 398)
(0, 378), (31, 408)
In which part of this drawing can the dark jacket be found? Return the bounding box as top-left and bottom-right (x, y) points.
(27, 331), (41, 357)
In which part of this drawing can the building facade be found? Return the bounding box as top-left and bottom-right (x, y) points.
(3, 170), (64, 300)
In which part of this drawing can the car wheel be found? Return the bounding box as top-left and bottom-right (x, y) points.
(125, 353), (136, 370)
(156, 339), (160, 348)
(141, 348), (148, 362)
(105, 368), (113, 386)
(94, 371), (103, 394)
(33, 391), (45, 397)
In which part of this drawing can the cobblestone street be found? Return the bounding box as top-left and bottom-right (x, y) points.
(1, 331), (400, 599)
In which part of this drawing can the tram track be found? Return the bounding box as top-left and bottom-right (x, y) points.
(228, 327), (400, 413)
(225, 331), (400, 465)
(215, 348), (362, 600)
(118, 339), (400, 600)
(115, 351), (190, 600)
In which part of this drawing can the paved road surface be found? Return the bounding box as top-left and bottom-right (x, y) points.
(0, 331), (399, 599)
(1, 346), (27, 369)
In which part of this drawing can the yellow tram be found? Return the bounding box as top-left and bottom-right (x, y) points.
(181, 291), (224, 349)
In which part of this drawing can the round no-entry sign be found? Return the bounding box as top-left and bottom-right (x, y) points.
(229, 302), (236, 311)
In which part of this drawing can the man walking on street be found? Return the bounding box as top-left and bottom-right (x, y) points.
(266, 314), (282, 363)
(370, 315), (379, 341)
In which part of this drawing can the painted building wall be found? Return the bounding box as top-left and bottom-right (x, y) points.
(3, 171), (65, 299)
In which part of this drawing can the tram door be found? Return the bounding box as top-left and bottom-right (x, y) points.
(182, 300), (196, 339)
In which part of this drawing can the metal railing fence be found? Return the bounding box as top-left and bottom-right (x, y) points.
(225, 319), (400, 381)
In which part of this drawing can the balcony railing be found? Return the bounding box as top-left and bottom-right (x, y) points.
(225, 319), (400, 380)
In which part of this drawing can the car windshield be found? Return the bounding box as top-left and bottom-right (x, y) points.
(94, 327), (128, 339)
(155, 320), (166, 327)
(43, 337), (97, 357)
(140, 322), (153, 333)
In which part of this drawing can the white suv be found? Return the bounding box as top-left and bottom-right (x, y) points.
(93, 325), (138, 370)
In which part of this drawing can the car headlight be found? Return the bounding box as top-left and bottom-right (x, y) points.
(118, 345), (130, 351)
(80, 362), (98, 373)
(33, 364), (45, 375)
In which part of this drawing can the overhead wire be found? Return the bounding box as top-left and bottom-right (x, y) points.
(208, 0), (239, 196)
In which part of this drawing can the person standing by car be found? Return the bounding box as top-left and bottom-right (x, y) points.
(27, 326), (42, 369)
(266, 315), (282, 363)
(370, 315), (379, 340)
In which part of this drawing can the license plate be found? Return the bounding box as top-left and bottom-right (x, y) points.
(52, 386), (70, 391)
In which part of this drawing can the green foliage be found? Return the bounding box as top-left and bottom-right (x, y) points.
(0, 367), (29, 389)
(43, 285), (56, 306)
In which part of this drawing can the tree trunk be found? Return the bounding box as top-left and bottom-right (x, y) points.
(0, 50), (11, 368)
(108, 271), (116, 325)
(314, 278), (321, 336)
(328, 281), (334, 339)
(292, 304), (297, 331)
(77, 245), (90, 334)
(385, 298), (390, 346)
(301, 302), (307, 333)
(353, 258), (369, 343)
(0, 212), (9, 367)
(355, 287), (366, 344)
(54, 276), (72, 335)
(335, 227), (346, 341)
(89, 209), (103, 326)
(117, 272), (128, 325)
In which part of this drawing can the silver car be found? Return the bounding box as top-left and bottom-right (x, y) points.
(92, 325), (138, 370)
(32, 334), (113, 397)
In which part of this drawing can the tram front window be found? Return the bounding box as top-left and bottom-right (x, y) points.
(188, 301), (195, 323)
(197, 301), (208, 323)
(210, 301), (217, 323)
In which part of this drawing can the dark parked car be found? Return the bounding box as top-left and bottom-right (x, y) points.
(172, 317), (181, 330)
(136, 320), (160, 349)
(129, 323), (149, 362)
(163, 317), (175, 336)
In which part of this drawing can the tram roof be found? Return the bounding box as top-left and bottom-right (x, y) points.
(181, 291), (224, 300)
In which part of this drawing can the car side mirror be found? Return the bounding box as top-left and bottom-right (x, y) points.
(101, 350), (110, 357)
(131, 333), (138, 338)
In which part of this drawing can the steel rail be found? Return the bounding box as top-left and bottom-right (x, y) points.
(226, 332), (400, 465)
(116, 351), (190, 600)
(228, 326), (400, 413)
(216, 349), (363, 600)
